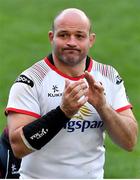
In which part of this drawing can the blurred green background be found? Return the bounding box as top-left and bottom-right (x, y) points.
(0, 0), (139, 178)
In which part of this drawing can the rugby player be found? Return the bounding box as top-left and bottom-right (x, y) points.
(5, 8), (138, 178)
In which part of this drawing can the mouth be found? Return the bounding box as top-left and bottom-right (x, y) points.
(63, 48), (80, 52)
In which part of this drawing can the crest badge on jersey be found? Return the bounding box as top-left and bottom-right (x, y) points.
(115, 75), (123, 85)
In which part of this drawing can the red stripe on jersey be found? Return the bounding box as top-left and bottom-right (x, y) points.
(5, 108), (41, 118)
(44, 57), (93, 80)
(116, 104), (132, 112)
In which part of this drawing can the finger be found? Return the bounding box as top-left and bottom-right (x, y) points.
(77, 96), (88, 107)
(84, 71), (95, 85)
(73, 87), (89, 101)
(65, 79), (71, 89)
(66, 79), (87, 94)
(94, 82), (104, 93)
(70, 81), (89, 98)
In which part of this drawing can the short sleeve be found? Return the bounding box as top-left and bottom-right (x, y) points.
(5, 74), (41, 118)
(109, 68), (132, 112)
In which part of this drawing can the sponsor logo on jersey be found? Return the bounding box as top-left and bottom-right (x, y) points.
(64, 120), (103, 132)
(52, 85), (59, 93)
(48, 85), (62, 97)
(63, 105), (103, 132)
(15, 74), (34, 87)
(73, 105), (92, 120)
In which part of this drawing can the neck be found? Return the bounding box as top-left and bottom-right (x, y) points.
(52, 54), (86, 77)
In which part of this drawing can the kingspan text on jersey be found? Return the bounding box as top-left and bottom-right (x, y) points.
(63, 120), (103, 132)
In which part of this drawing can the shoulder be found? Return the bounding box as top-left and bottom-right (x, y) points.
(14, 58), (50, 87)
(92, 60), (123, 84)
(27, 59), (50, 82)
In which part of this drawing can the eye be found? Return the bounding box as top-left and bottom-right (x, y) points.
(58, 33), (69, 39)
(76, 34), (85, 40)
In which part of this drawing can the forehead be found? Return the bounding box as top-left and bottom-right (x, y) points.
(54, 12), (90, 33)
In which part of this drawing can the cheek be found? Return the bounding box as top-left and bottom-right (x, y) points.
(53, 39), (64, 49)
(53, 41), (65, 54)
(80, 42), (90, 52)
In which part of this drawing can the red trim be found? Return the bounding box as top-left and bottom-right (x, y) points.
(116, 104), (132, 112)
(87, 58), (93, 72)
(44, 57), (93, 81)
(5, 108), (41, 118)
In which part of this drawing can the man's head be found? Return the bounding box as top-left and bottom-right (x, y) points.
(49, 8), (95, 66)
(52, 8), (92, 33)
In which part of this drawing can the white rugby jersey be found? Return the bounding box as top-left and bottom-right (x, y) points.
(6, 55), (131, 179)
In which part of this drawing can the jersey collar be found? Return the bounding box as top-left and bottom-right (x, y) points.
(44, 54), (93, 80)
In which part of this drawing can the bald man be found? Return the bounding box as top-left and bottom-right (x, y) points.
(6, 8), (138, 178)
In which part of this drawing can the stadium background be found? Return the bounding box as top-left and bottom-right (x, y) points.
(0, 0), (139, 178)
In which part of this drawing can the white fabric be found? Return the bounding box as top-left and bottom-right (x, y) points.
(6, 57), (131, 179)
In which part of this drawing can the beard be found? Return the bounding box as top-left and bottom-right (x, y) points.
(54, 48), (87, 67)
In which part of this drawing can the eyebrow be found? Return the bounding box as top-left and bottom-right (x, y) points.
(57, 30), (87, 34)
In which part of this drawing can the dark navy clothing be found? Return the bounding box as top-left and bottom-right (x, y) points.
(0, 128), (21, 179)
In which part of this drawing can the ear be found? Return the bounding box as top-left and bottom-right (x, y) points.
(89, 33), (96, 48)
(48, 31), (54, 43)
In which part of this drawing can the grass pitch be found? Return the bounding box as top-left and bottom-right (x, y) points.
(0, 0), (140, 178)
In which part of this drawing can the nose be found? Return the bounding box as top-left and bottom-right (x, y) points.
(67, 36), (77, 47)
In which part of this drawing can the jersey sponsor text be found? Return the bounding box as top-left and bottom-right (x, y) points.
(63, 120), (103, 132)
